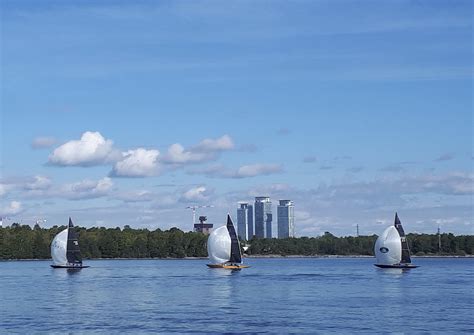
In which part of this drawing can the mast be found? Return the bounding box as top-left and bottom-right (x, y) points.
(226, 215), (242, 264)
(394, 213), (411, 264)
(66, 218), (83, 265)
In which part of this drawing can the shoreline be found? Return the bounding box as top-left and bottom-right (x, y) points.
(1, 254), (473, 262)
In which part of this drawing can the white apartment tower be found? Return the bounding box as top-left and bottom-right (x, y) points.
(277, 200), (295, 238)
(237, 202), (254, 240)
(255, 196), (272, 238)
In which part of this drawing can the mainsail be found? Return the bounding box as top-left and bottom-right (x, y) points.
(393, 213), (412, 264)
(226, 215), (242, 264)
(66, 218), (83, 265)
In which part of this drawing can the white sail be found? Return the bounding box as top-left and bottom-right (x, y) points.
(207, 225), (231, 265)
(51, 228), (68, 266)
(374, 226), (401, 265)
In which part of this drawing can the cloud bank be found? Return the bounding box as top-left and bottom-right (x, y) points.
(47, 132), (236, 178)
(191, 163), (283, 178)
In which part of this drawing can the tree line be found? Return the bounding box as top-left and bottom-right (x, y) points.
(0, 224), (472, 260)
(248, 232), (473, 256)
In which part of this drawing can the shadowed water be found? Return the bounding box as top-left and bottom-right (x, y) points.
(0, 258), (472, 333)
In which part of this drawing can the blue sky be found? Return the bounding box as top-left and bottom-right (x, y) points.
(1, 0), (472, 236)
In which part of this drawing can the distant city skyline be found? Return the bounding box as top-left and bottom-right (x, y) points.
(0, 1), (472, 236)
(236, 197), (293, 240)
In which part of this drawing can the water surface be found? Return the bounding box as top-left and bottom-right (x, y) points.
(0, 258), (472, 333)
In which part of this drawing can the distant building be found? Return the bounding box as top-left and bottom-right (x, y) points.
(254, 197), (272, 238)
(194, 216), (213, 235)
(277, 200), (295, 238)
(237, 202), (254, 240)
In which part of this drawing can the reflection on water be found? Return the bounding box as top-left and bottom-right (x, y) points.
(207, 268), (240, 307)
(67, 268), (83, 275)
(51, 267), (84, 278)
(376, 267), (404, 276)
(208, 268), (242, 277)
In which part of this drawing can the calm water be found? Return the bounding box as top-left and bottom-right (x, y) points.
(0, 258), (472, 333)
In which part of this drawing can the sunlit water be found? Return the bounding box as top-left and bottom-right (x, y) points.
(0, 258), (472, 333)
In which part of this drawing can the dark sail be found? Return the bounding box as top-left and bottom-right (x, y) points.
(394, 213), (412, 264)
(226, 215), (242, 264)
(66, 218), (83, 265)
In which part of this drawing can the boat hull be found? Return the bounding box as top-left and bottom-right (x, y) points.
(207, 264), (249, 270)
(50, 265), (90, 269)
(374, 263), (418, 269)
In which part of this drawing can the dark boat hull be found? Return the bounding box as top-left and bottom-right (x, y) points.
(207, 264), (249, 270)
(50, 265), (89, 269)
(374, 264), (418, 269)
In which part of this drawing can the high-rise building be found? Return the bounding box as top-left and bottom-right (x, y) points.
(254, 196), (272, 238)
(247, 204), (254, 239)
(277, 200), (295, 238)
(237, 202), (253, 240)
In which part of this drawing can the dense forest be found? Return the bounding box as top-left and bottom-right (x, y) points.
(0, 224), (472, 260)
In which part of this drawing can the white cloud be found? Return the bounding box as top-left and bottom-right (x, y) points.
(24, 176), (52, 190)
(110, 148), (160, 177)
(11, 169), (470, 235)
(0, 176), (114, 201)
(150, 194), (180, 208)
(162, 143), (207, 164)
(191, 163), (283, 178)
(1, 176), (51, 197)
(236, 164), (282, 178)
(46, 133), (234, 176)
(193, 134), (234, 152)
(247, 183), (291, 197)
(0, 184), (8, 197)
(162, 135), (234, 164)
(48, 131), (119, 166)
(0, 201), (23, 217)
(405, 172), (473, 195)
(114, 190), (155, 202)
(31, 136), (57, 149)
(61, 177), (113, 200)
(181, 186), (212, 202)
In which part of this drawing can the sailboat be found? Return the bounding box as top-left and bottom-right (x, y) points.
(374, 213), (418, 269)
(50, 218), (89, 269)
(207, 214), (249, 269)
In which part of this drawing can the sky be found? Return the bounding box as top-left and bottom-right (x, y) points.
(0, 0), (472, 236)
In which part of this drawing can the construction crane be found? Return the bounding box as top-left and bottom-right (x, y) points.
(185, 205), (214, 226)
